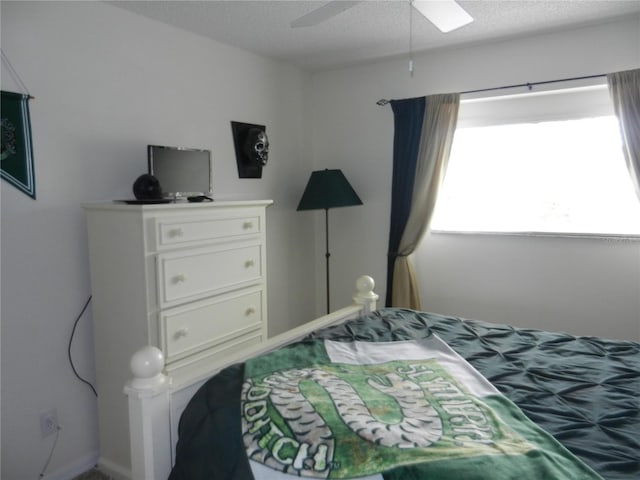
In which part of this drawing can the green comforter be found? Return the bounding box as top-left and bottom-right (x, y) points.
(170, 308), (639, 480)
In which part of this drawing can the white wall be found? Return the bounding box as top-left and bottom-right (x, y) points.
(309, 16), (640, 340)
(418, 233), (640, 339)
(0, 2), (317, 479)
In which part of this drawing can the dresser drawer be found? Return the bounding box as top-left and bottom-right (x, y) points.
(154, 214), (261, 250)
(165, 332), (263, 380)
(157, 244), (262, 307)
(161, 289), (264, 363)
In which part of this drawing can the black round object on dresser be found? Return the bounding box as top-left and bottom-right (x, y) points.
(132, 174), (162, 200)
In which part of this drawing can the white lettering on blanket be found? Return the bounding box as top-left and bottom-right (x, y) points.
(242, 351), (527, 478)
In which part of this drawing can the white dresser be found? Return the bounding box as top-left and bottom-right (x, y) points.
(83, 200), (272, 476)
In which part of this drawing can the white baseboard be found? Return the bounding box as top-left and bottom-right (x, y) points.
(41, 451), (99, 480)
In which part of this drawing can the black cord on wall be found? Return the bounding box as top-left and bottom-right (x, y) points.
(68, 295), (98, 397)
(38, 296), (97, 479)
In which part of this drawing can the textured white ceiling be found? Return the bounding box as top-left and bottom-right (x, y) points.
(110, 1), (640, 71)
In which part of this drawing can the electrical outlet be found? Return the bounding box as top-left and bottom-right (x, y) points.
(39, 408), (59, 438)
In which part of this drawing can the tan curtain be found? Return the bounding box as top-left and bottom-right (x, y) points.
(392, 93), (460, 308)
(607, 68), (640, 201)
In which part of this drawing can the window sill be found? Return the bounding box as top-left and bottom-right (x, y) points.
(429, 229), (640, 242)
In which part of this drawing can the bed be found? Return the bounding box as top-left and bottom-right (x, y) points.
(124, 276), (639, 480)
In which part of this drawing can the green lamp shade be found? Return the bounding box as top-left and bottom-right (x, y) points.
(297, 169), (363, 211)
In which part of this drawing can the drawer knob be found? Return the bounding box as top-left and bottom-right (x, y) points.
(244, 259), (255, 268)
(245, 307), (256, 316)
(173, 274), (187, 284)
(174, 327), (189, 340)
(168, 228), (184, 238)
(243, 221), (254, 230)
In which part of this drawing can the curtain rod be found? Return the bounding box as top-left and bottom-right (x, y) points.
(375, 73), (607, 106)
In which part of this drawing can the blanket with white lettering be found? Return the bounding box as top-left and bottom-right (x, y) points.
(170, 309), (639, 480)
(241, 335), (601, 480)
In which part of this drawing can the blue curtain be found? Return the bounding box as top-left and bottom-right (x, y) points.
(385, 97), (426, 306)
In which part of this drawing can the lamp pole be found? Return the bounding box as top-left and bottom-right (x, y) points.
(324, 208), (330, 314)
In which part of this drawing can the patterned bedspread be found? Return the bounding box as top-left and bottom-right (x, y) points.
(170, 308), (640, 480)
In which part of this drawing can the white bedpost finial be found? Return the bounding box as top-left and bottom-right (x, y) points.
(125, 346), (172, 480)
(353, 275), (378, 313)
(129, 345), (167, 389)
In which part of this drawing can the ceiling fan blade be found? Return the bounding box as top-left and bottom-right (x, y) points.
(290, 1), (361, 28)
(412, 0), (473, 33)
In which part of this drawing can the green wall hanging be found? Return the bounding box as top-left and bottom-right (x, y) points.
(1, 90), (36, 199)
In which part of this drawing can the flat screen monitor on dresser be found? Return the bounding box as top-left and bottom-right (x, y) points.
(147, 145), (212, 200)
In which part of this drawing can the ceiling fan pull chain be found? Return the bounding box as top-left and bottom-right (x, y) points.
(409, 0), (414, 76)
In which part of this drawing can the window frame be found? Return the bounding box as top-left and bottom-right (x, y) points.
(429, 82), (640, 240)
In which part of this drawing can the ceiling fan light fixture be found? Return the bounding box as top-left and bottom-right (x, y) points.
(412, 0), (474, 33)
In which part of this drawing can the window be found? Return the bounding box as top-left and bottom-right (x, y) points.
(430, 84), (640, 236)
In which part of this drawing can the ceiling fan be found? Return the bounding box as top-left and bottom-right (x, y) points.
(291, 1), (474, 33)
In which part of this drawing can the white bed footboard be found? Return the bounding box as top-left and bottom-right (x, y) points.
(124, 275), (378, 480)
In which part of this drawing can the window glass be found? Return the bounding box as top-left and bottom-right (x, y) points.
(430, 85), (640, 236)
